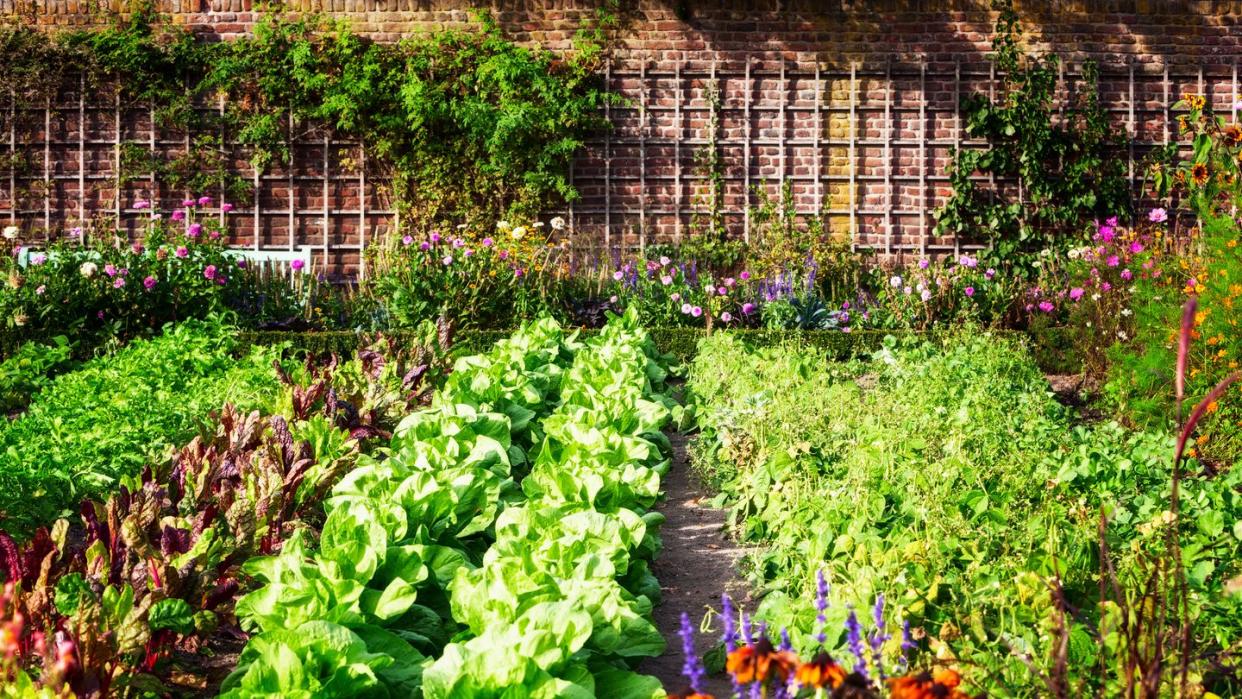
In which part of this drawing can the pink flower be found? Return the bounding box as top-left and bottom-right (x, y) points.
(720, 311), (733, 323)
(1128, 241), (1143, 254)
(181, 198), (196, 207)
(1101, 282), (1112, 291)
(464, 248), (474, 257)
(613, 270), (624, 281)
(964, 286), (975, 297)
(498, 250), (509, 260)
(671, 293), (682, 302)
(30, 253), (46, 265)
(204, 265), (217, 280)
(430, 232), (441, 243)
(661, 275), (673, 286)
(69, 226), (82, 237)
(1039, 300), (1055, 313)
(175, 246), (188, 258)
(209, 231), (220, 240)
(1069, 287), (1085, 301)
(984, 268), (995, 280)
(958, 255), (977, 268)
(197, 195), (212, 206)
(1121, 268), (1133, 281)
(724, 277), (736, 287)
(742, 302), (756, 315)
(1106, 255), (1120, 267)
(221, 203), (234, 213)
(34, 285), (45, 295)
(691, 306), (703, 317)
(291, 259), (305, 271)
(452, 238), (465, 248)
(402, 235), (414, 246)
(171, 210), (186, 222)
(188, 223), (202, 238)
(482, 237), (494, 247)
(680, 302), (692, 314)
(131, 244), (143, 255)
(442, 255), (453, 266)
(717, 286), (727, 296)
(104, 263), (118, 277)
(739, 271), (751, 280)
(113, 277), (125, 288)
(1097, 225), (1116, 243)
(1148, 207), (1168, 223)
(660, 256), (671, 267)
(133, 200), (150, 210)
(143, 276), (157, 290)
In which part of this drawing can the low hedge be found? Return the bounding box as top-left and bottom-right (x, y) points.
(237, 325), (1081, 374)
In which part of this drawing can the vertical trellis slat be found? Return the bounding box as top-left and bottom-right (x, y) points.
(919, 60), (927, 257)
(743, 57), (752, 243)
(287, 111), (295, 251)
(358, 141), (366, 278)
(322, 131), (330, 257)
(953, 59), (961, 255)
(884, 59), (893, 256)
(673, 56), (682, 244)
(848, 61), (856, 249)
(1128, 61), (1136, 203)
(1163, 64), (1170, 145)
(603, 58), (611, 251)
(112, 89), (120, 228)
(638, 61), (647, 251)
(1233, 60), (1239, 124)
(252, 162), (260, 252)
(43, 97), (50, 234)
(813, 61), (822, 216)
(8, 90), (15, 226)
(149, 103), (157, 211)
(778, 58), (787, 224)
(218, 93), (226, 226)
(78, 74), (85, 238)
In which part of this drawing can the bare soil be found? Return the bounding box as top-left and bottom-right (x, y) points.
(643, 431), (750, 695)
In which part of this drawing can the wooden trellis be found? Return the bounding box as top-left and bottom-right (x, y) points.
(0, 59), (1229, 270)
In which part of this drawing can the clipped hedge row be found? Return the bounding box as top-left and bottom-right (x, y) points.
(236, 325), (1081, 373)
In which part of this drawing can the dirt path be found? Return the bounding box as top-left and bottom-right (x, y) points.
(644, 431), (750, 695)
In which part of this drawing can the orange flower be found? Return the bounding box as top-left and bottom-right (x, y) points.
(1192, 163), (1210, 186)
(888, 669), (972, 699)
(795, 651), (847, 689)
(666, 692), (715, 699)
(726, 638), (799, 684)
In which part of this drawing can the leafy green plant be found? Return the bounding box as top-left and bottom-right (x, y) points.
(0, 337), (75, 414)
(933, 0), (1129, 264)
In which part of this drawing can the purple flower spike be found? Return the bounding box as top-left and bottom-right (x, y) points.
(779, 627), (792, 652)
(742, 612), (754, 644)
(721, 593), (738, 652)
(845, 608), (868, 679)
(900, 618), (917, 668)
(815, 570), (830, 644)
(678, 612), (707, 692)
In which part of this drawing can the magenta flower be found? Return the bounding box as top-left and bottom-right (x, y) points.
(691, 306), (703, 317)
(291, 259), (305, 271)
(419, 241), (430, 251)
(1121, 268), (1133, 281)
(133, 200), (150, 210)
(112, 277), (125, 289)
(221, 203), (234, 213)
(181, 198), (196, 208)
(1106, 255), (1120, 267)
(188, 223), (203, 238)
(402, 235), (414, 246)
(1149, 207), (1168, 223)
(1101, 281), (1112, 291)
(204, 265), (217, 280)
(1129, 241), (1143, 254)
(739, 270), (751, 281)
(197, 195), (212, 206)
(717, 286), (727, 296)
(1069, 287), (1085, 301)
(171, 210), (186, 222)
(1039, 300), (1055, 313)
(742, 302), (756, 315)
(918, 258), (930, 269)
(1097, 225), (1116, 243)
(464, 248), (474, 257)
(104, 263), (118, 277)
(430, 232), (441, 244)
(720, 311), (733, 323)
(964, 286), (975, 297)
(482, 237), (494, 247)
(143, 276), (157, 290)
(236, 259), (247, 269)
(499, 250), (509, 260)
(175, 246), (188, 258)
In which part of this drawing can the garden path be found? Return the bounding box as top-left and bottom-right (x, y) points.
(643, 431), (750, 695)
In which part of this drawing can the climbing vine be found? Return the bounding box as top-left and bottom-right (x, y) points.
(0, 3), (617, 230)
(933, 0), (1130, 266)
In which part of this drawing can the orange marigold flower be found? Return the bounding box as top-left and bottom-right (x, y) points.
(888, 669), (971, 699)
(795, 651), (847, 689)
(726, 638), (798, 685)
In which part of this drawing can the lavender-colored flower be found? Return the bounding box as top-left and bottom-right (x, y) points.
(742, 612), (754, 644)
(419, 241), (431, 251)
(720, 311), (733, 323)
(984, 268), (996, 280)
(900, 618), (917, 660)
(721, 594), (738, 652)
(133, 200), (150, 210)
(236, 259), (247, 269)
(678, 612), (707, 692)
(30, 253), (46, 266)
(918, 258), (930, 269)
(1149, 207), (1168, 223)
(442, 255), (454, 266)
(779, 627), (792, 652)
(1069, 287), (1085, 301)
(815, 570), (830, 644)
(680, 303), (692, 314)
(402, 235), (414, 246)
(613, 270), (625, 281)
(482, 237), (494, 247)
(845, 608), (868, 678)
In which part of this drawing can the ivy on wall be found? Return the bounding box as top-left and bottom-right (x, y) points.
(0, 3), (617, 230)
(933, 0), (1130, 266)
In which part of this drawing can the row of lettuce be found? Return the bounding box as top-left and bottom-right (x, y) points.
(222, 310), (676, 697)
(0, 310), (678, 697)
(683, 332), (1242, 696)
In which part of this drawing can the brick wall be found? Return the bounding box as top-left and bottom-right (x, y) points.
(4, 0), (1242, 272)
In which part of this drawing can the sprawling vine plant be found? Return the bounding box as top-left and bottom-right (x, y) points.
(934, 0), (1130, 266)
(0, 3), (616, 230)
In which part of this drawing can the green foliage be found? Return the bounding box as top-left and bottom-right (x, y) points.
(0, 317), (282, 532)
(934, 1), (1129, 264)
(0, 336), (76, 414)
(685, 331), (1240, 695)
(228, 310), (672, 697)
(0, 6), (614, 231)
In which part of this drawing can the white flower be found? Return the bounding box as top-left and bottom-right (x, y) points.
(889, 275), (903, 288)
(1067, 248), (1081, 259)
(533, 221), (544, 228)
(920, 289), (932, 302)
(510, 226), (527, 241)
(904, 286), (913, 295)
(1121, 308), (1133, 317)
(80, 261), (98, 278)
(1091, 293), (1101, 301)
(550, 216), (566, 231)
(2, 225), (18, 240)
(496, 220), (512, 232)
(1117, 330), (1129, 341)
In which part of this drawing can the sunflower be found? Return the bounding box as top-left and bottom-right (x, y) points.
(725, 637), (798, 684)
(1185, 93), (1207, 111)
(887, 668), (972, 699)
(1192, 162), (1211, 186)
(1225, 124), (1242, 147)
(795, 651), (847, 689)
